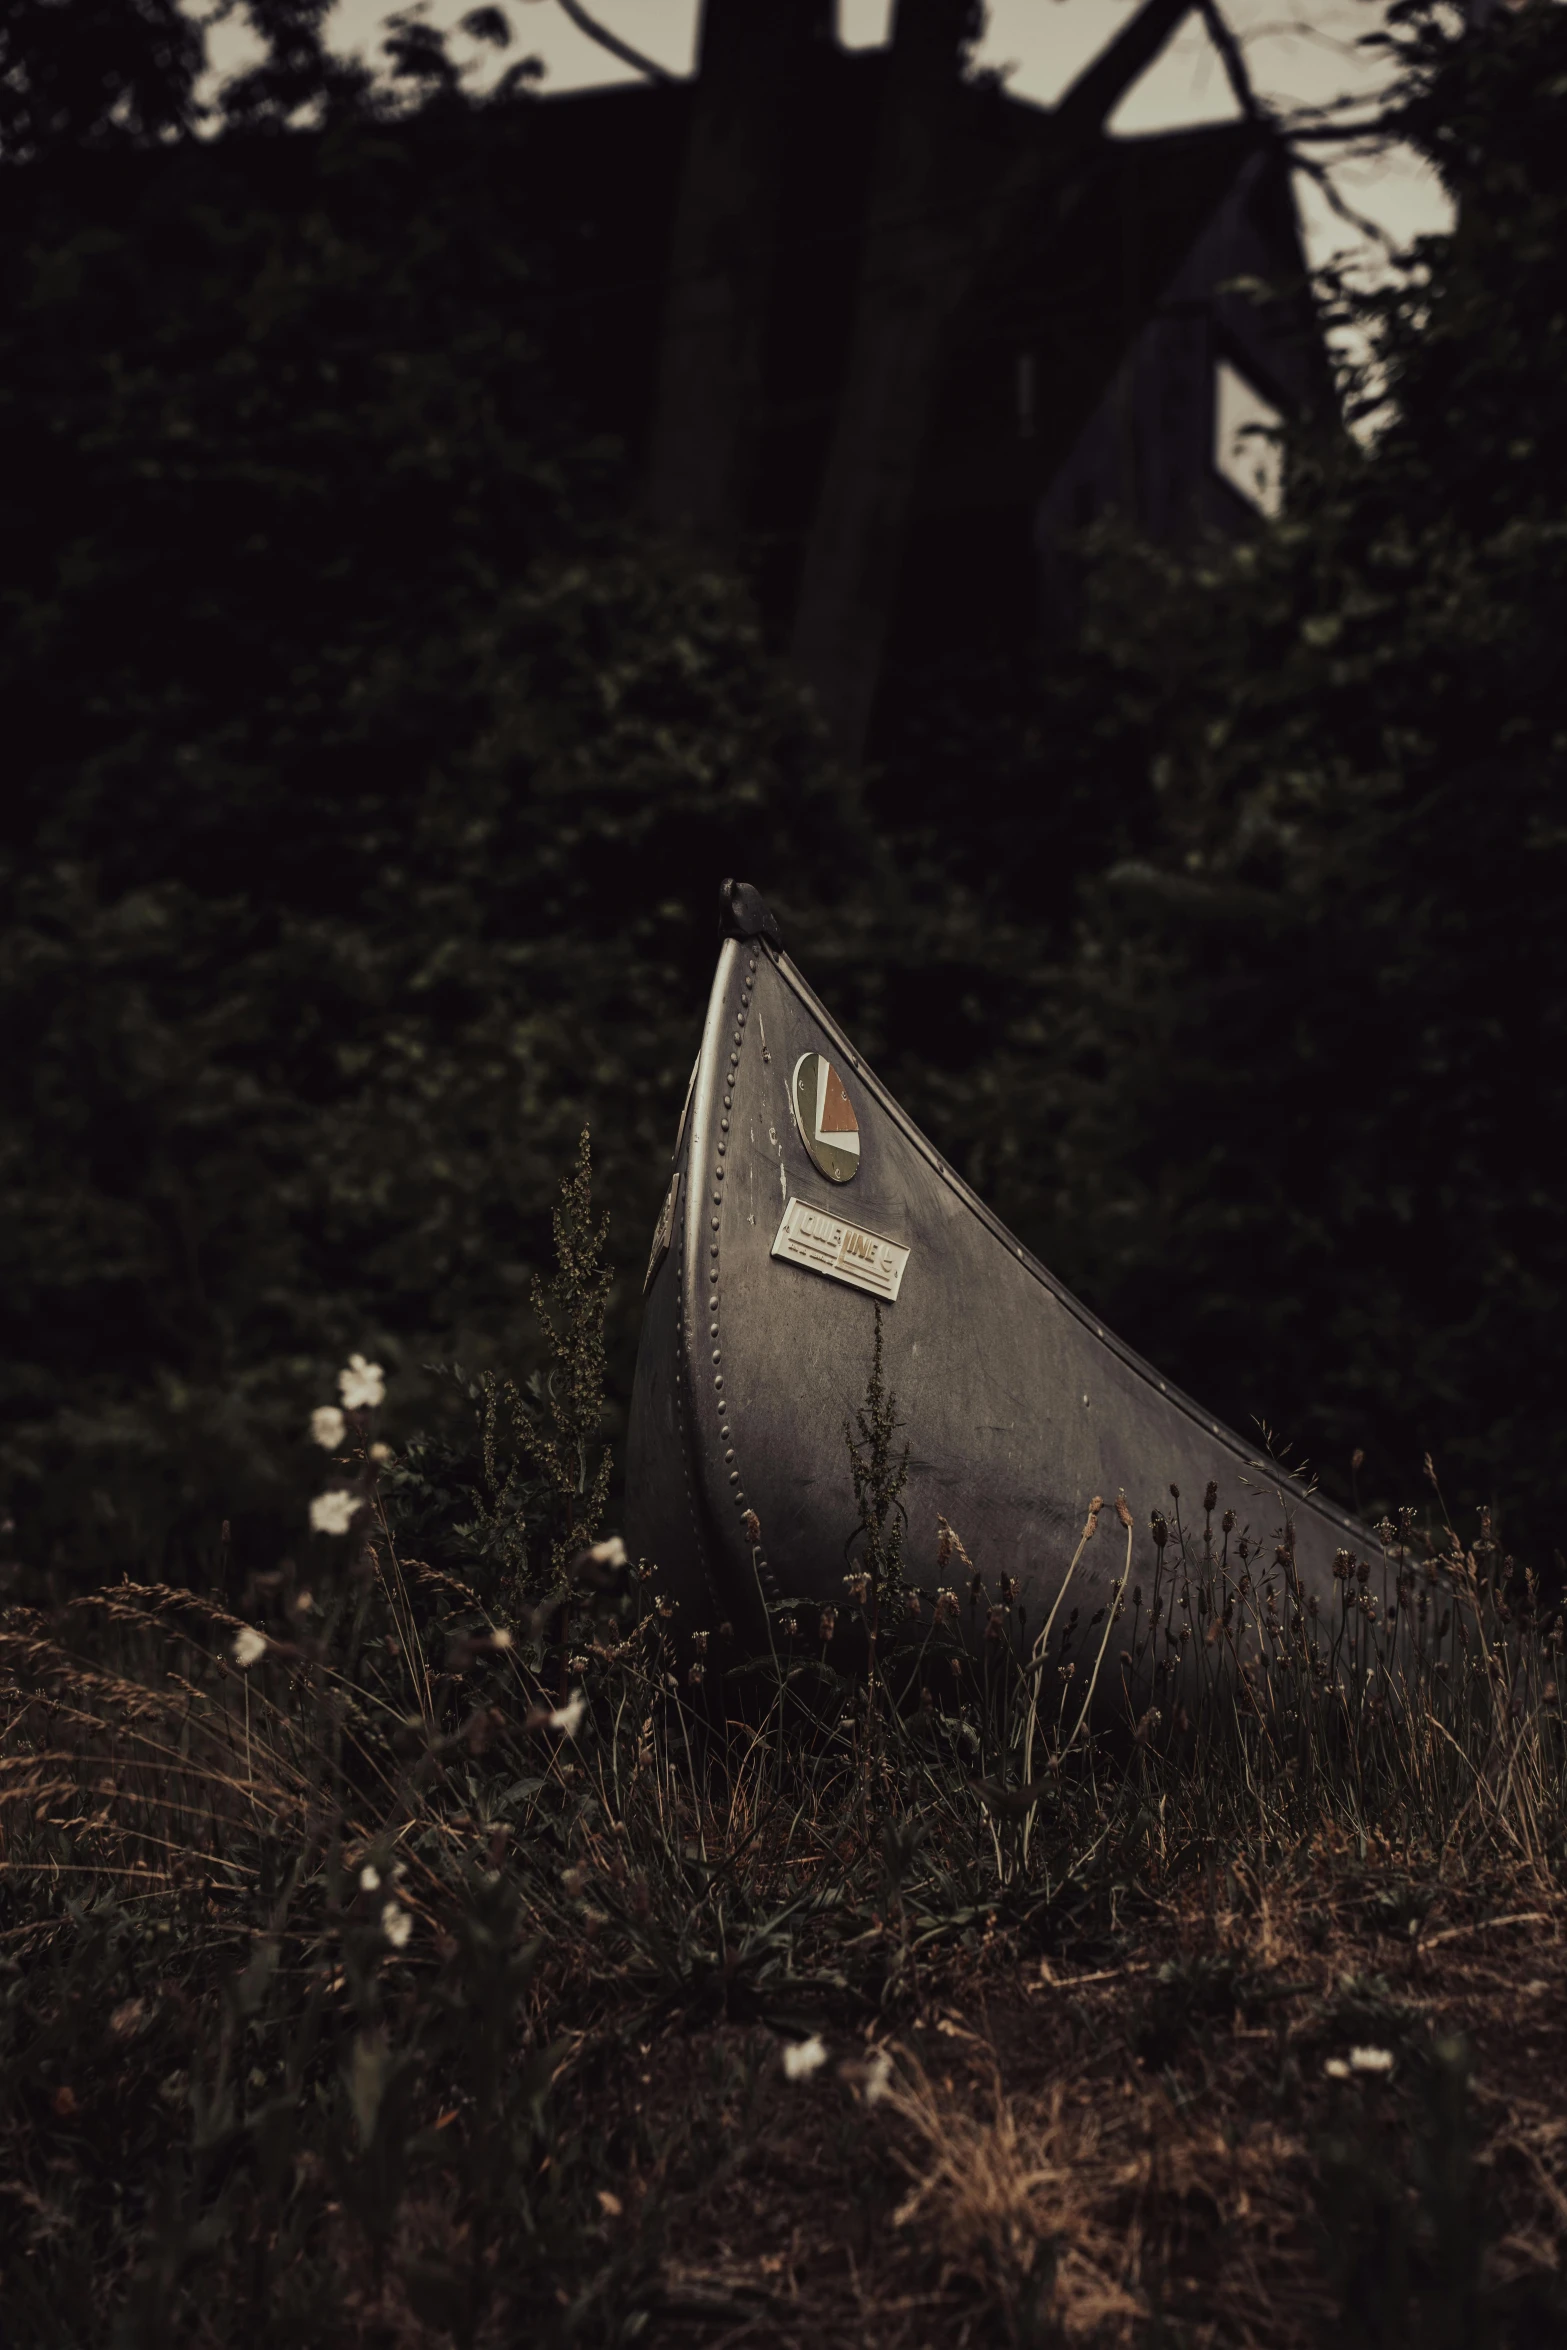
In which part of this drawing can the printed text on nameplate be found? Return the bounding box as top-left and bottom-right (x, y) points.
(770, 1197), (910, 1302)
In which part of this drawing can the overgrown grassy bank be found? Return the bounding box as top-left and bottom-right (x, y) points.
(4, 1149), (1566, 2347)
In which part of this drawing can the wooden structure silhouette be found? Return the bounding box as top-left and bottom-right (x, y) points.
(526, 1), (1322, 753)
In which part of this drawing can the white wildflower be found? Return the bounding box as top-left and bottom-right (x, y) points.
(588, 1535), (628, 1568)
(490, 1627), (513, 1651)
(783, 2035), (827, 2082)
(380, 1901), (413, 1949)
(310, 1405), (346, 1451)
(232, 1626), (267, 1669)
(1323, 2058), (1351, 2080)
(358, 1864), (381, 1892)
(547, 1688), (586, 1738)
(339, 1354), (386, 1412)
(1349, 2045), (1394, 2076)
(863, 2047), (894, 2105)
(369, 1441), (392, 1464)
(309, 1488), (362, 1537)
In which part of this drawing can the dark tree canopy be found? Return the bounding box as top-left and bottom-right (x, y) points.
(0, 73), (856, 1582)
(916, 0), (1567, 1557)
(0, 0), (204, 160)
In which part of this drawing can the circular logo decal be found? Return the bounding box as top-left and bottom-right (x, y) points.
(792, 1052), (861, 1185)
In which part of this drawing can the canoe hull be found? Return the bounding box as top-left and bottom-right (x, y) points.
(625, 931), (1370, 1646)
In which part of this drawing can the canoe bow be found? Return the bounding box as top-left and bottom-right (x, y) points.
(624, 886), (1371, 1647)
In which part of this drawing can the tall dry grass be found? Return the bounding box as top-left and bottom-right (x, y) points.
(3, 1180), (1565, 2343)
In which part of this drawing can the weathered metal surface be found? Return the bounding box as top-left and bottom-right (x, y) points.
(624, 893), (1371, 1643)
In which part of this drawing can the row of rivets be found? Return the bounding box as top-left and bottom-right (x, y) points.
(671, 1160), (712, 1604)
(705, 953), (774, 1592)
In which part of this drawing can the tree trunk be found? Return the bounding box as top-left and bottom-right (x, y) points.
(790, 0), (1195, 760)
(641, 0), (831, 553)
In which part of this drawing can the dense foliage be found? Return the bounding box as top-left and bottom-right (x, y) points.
(874, 2), (1567, 1558)
(0, 55), (857, 1582)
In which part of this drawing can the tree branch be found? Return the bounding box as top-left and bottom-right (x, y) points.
(1053, 0), (1194, 145)
(1286, 143), (1398, 254)
(548, 0), (674, 83)
(1281, 116), (1409, 145)
(1195, 0), (1264, 125)
(1192, 6), (1403, 252)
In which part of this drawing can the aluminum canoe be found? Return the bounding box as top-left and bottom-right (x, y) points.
(624, 889), (1371, 1644)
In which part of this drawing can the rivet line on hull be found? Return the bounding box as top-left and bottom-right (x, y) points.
(670, 1157), (718, 1617)
(706, 952), (778, 1604)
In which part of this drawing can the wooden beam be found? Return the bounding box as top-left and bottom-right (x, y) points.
(641, 1), (831, 552)
(790, 0), (1195, 760)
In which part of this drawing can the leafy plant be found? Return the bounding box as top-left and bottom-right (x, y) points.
(529, 1127), (614, 1580)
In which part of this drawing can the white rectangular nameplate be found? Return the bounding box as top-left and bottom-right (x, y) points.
(771, 1196), (910, 1302)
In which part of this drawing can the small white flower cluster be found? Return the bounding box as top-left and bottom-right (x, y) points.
(309, 1489), (361, 1537)
(1324, 2045), (1395, 2080)
(547, 1688), (586, 1739)
(526, 1685), (589, 1740)
(861, 2046), (894, 2104)
(359, 1857), (407, 1894)
(340, 1354), (385, 1412)
(380, 1901), (413, 1950)
(774, 2036), (901, 2105)
(305, 1355), (386, 1535)
(782, 2035), (827, 2081)
(232, 1625), (267, 1669)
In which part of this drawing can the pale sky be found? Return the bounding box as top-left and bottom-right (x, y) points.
(208, 1), (1451, 284)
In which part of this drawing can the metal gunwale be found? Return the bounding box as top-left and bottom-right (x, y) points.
(676, 936), (788, 1611)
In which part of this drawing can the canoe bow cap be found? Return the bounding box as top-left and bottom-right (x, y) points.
(719, 878), (782, 950)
